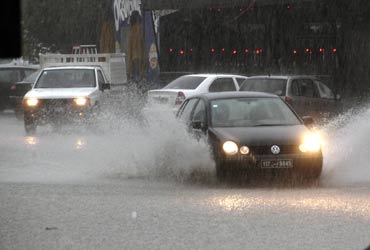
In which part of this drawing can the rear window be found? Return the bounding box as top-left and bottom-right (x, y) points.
(240, 78), (287, 96)
(22, 70), (40, 83)
(0, 68), (21, 82)
(163, 76), (206, 90)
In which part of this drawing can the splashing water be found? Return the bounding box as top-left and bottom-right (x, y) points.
(0, 87), (215, 183)
(320, 105), (370, 186)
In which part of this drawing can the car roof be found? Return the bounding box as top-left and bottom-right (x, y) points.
(42, 66), (100, 71)
(191, 91), (278, 100)
(180, 73), (247, 78)
(245, 75), (317, 80)
(0, 64), (39, 69)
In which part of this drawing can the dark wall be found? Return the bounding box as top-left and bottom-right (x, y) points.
(0, 1), (21, 58)
(158, 1), (370, 97)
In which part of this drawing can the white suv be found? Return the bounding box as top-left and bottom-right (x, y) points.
(23, 66), (111, 133)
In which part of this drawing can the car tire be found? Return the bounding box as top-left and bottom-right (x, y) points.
(24, 119), (37, 134)
(216, 163), (227, 182)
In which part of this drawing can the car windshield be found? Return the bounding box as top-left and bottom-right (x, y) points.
(35, 69), (96, 88)
(163, 75), (206, 89)
(211, 97), (301, 127)
(240, 78), (287, 96)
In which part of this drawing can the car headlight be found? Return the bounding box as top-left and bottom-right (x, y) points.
(25, 98), (39, 107)
(222, 141), (238, 155)
(240, 146), (250, 155)
(73, 97), (89, 106)
(299, 133), (321, 153)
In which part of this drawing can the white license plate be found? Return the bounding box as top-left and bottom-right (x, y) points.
(261, 159), (293, 168)
(54, 107), (65, 112)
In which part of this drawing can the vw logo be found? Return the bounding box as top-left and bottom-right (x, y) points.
(271, 145), (280, 154)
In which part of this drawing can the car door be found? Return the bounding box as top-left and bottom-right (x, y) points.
(208, 77), (237, 92)
(314, 79), (337, 117)
(177, 98), (199, 128)
(290, 78), (319, 117)
(189, 98), (207, 140)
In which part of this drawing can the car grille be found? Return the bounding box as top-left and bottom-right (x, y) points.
(39, 99), (71, 108)
(249, 145), (300, 155)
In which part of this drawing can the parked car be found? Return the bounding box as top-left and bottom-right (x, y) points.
(0, 64), (39, 111)
(23, 66), (111, 134)
(9, 69), (41, 119)
(176, 91), (323, 182)
(238, 75), (342, 121)
(147, 74), (248, 111)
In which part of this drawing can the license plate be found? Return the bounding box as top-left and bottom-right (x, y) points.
(261, 159), (293, 168)
(54, 107), (65, 113)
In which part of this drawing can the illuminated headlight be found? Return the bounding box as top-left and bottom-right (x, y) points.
(222, 141), (238, 155)
(73, 97), (89, 106)
(240, 146), (250, 155)
(299, 133), (321, 153)
(26, 98), (39, 107)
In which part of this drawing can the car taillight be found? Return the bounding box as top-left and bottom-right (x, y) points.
(285, 96), (293, 105)
(10, 84), (16, 91)
(175, 91), (186, 106)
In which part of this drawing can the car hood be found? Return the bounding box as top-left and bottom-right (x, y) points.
(24, 88), (97, 99)
(209, 125), (309, 146)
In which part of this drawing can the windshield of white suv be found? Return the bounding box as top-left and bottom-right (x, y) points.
(163, 75), (206, 89)
(240, 78), (287, 96)
(35, 69), (96, 88)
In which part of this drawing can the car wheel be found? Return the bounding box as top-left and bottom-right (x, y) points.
(24, 118), (37, 134)
(15, 109), (24, 120)
(216, 163), (227, 182)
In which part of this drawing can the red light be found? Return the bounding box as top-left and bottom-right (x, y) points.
(319, 48), (324, 53)
(10, 84), (16, 91)
(286, 4), (292, 10)
(179, 50), (185, 55)
(332, 48), (337, 53)
(305, 48), (310, 53)
(232, 50), (237, 55)
(189, 48), (193, 52)
(293, 50), (298, 54)
(255, 49), (260, 54)
(211, 48), (215, 53)
(169, 48), (174, 53)
(245, 49), (249, 53)
(175, 92), (186, 106)
(221, 48), (225, 52)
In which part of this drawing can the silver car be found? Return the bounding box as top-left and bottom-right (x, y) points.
(239, 75), (342, 121)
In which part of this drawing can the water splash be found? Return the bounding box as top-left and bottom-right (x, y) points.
(320, 105), (370, 186)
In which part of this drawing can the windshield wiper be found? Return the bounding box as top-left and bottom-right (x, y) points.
(251, 123), (295, 127)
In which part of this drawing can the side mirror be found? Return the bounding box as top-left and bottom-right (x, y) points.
(102, 83), (111, 90)
(192, 120), (205, 130)
(302, 116), (314, 126)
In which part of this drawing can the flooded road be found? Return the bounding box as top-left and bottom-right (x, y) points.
(1, 110), (370, 250)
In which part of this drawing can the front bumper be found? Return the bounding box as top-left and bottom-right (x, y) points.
(219, 152), (323, 176)
(23, 99), (94, 125)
